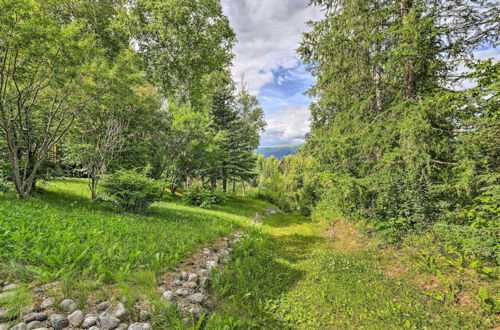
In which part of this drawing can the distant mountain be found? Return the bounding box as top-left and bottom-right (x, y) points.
(255, 145), (301, 159)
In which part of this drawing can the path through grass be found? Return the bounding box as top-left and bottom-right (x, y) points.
(207, 213), (488, 329)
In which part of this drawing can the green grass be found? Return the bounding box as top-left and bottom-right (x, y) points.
(0, 179), (257, 284)
(206, 213), (489, 329)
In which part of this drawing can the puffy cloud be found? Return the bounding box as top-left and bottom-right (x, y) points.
(260, 105), (310, 146)
(221, 0), (322, 95)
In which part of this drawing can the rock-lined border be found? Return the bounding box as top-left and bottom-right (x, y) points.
(0, 233), (244, 330)
(0, 207), (278, 330)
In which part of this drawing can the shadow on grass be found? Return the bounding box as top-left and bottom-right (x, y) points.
(208, 228), (325, 329)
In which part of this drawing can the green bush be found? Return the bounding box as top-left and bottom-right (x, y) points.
(185, 183), (226, 209)
(101, 170), (164, 212)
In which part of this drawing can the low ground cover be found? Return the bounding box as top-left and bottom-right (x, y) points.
(207, 213), (497, 329)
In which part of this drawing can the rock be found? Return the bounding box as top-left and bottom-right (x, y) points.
(0, 309), (14, 322)
(10, 323), (27, 330)
(2, 284), (21, 292)
(68, 310), (85, 327)
(23, 313), (48, 323)
(175, 288), (190, 297)
(98, 312), (121, 329)
(0, 324), (8, 330)
(59, 298), (77, 313)
(180, 272), (188, 281)
(31, 328), (50, 330)
(97, 301), (111, 312)
(173, 280), (183, 286)
(199, 277), (209, 288)
(206, 261), (217, 270)
(162, 291), (173, 301)
(187, 273), (198, 283)
(33, 282), (59, 295)
(48, 314), (69, 330)
(189, 305), (205, 319)
(128, 323), (152, 330)
(20, 305), (35, 314)
(115, 323), (128, 330)
(202, 248), (211, 255)
(113, 303), (127, 320)
(0, 292), (15, 300)
(88, 327), (102, 330)
(82, 315), (98, 328)
(26, 321), (44, 330)
(138, 310), (150, 321)
(199, 269), (210, 278)
(187, 293), (205, 304)
(185, 282), (197, 289)
(39, 298), (54, 310)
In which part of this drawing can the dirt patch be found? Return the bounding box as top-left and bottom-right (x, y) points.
(323, 219), (365, 252)
(385, 265), (410, 278)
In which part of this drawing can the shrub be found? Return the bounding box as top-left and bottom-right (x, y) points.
(185, 183), (226, 209)
(101, 170), (164, 212)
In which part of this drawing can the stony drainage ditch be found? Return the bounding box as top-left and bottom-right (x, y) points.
(0, 233), (244, 330)
(0, 207), (277, 330)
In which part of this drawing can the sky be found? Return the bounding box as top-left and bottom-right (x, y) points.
(221, 1), (499, 147)
(221, 0), (323, 147)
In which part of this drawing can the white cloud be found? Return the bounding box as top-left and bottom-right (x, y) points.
(261, 105), (310, 146)
(222, 0), (323, 95)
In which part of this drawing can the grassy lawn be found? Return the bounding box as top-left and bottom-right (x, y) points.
(207, 213), (491, 329)
(0, 179), (268, 325)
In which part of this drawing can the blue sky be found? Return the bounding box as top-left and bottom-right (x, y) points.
(221, 0), (322, 147)
(222, 1), (499, 147)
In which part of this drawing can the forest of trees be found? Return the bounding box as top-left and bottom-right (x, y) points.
(255, 0), (498, 263)
(0, 0), (265, 200)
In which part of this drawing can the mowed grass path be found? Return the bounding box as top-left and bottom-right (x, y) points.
(0, 179), (267, 284)
(207, 214), (488, 329)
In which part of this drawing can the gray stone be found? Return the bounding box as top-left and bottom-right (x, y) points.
(189, 305), (205, 319)
(162, 291), (173, 301)
(0, 292), (15, 300)
(206, 261), (217, 270)
(0, 324), (7, 330)
(187, 293), (205, 304)
(33, 282), (59, 295)
(175, 288), (190, 297)
(187, 273), (198, 282)
(23, 313), (48, 323)
(97, 301), (111, 312)
(202, 248), (211, 255)
(82, 315), (98, 328)
(48, 314), (69, 330)
(9, 323), (26, 330)
(199, 269), (211, 278)
(88, 327), (102, 330)
(128, 323), (152, 330)
(172, 280), (183, 286)
(2, 284), (21, 292)
(138, 310), (150, 321)
(199, 277), (209, 288)
(59, 298), (77, 313)
(115, 323), (128, 330)
(31, 328), (50, 330)
(39, 298), (54, 310)
(180, 272), (188, 281)
(113, 303), (127, 320)
(68, 310), (85, 327)
(26, 321), (44, 330)
(185, 281), (197, 289)
(20, 305), (35, 314)
(0, 309), (14, 322)
(98, 312), (120, 329)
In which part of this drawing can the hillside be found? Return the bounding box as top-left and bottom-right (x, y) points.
(255, 145), (301, 159)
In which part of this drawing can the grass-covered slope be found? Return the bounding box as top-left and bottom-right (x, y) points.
(207, 214), (492, 329)
(0, 179), (264, 284)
